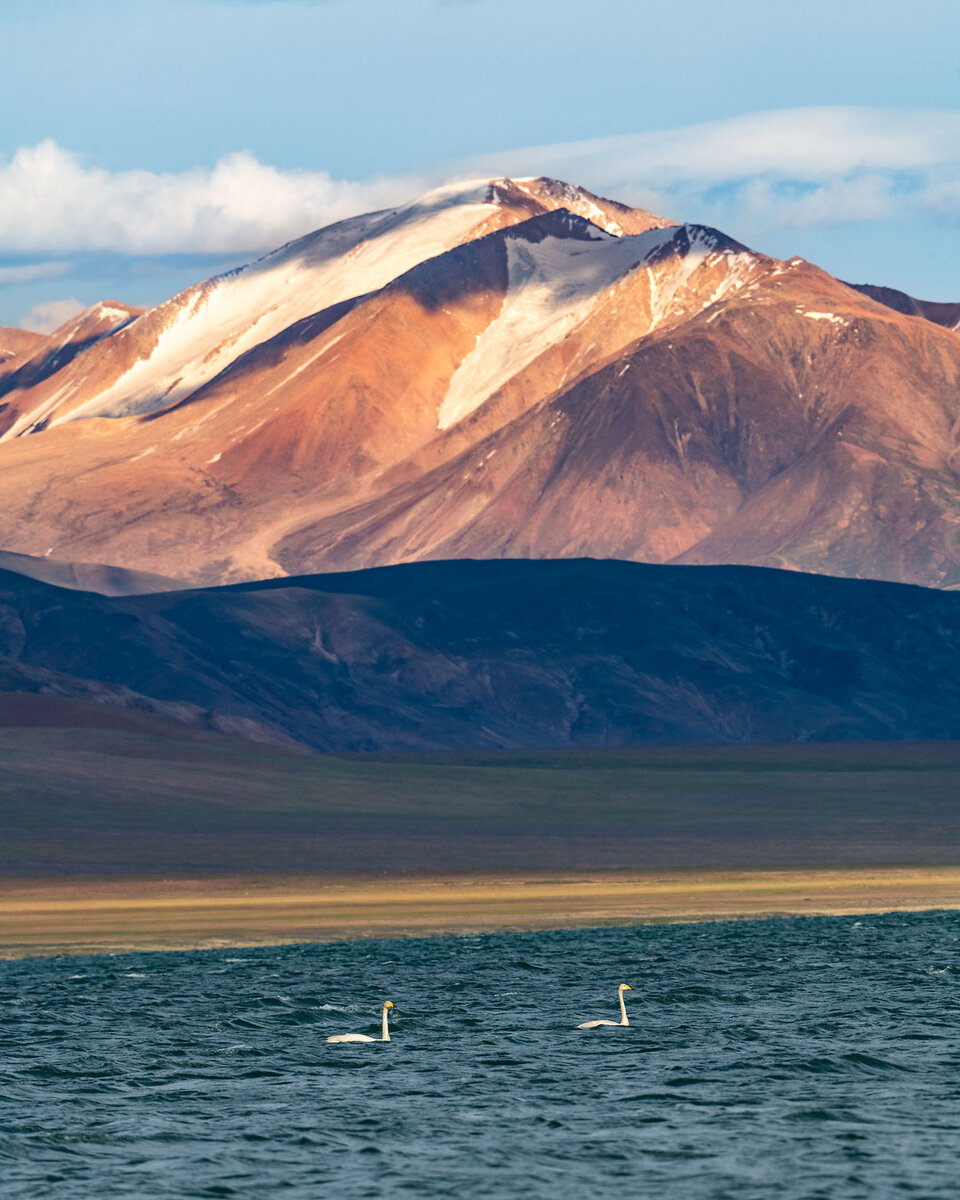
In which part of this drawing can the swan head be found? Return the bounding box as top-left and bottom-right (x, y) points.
(383, 1000), (394, 1009)
(618, 984), (633, 993)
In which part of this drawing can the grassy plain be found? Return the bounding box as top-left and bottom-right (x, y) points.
(2, 705), (959, 955)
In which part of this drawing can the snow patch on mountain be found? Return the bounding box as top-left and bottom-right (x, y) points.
(8, 379), (79, 438)
(511, 177), (627, 235)
(438, 222), (668, 431)
(95, 304), (135, 325)
(436, 222), (760, 432)
(646, 227), (756, 327)
(800, 310), (847, 326)
(55, 181), (500, 426)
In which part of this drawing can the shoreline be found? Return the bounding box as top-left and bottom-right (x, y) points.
(3, 865), (960, 959)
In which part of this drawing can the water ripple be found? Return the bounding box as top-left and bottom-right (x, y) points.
(2, 912), (960, 1197)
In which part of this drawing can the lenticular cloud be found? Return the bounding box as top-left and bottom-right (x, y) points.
(479, 107), (960, 232)
(0, 141), (417, 255)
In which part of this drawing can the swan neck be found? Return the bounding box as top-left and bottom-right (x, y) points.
(382, 1006), (391, 1041)
(619, 989), (629, 1026)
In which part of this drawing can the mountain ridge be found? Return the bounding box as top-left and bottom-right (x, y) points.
(3, 557), (960, 752)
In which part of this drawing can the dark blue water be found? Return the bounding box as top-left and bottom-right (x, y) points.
(3, 912), (960, 1198)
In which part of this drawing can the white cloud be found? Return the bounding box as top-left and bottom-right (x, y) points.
(477, 107), (960, 232)
(1, 108), (958, 269)
(18, 298), (86, 334)
(0, 260), (71, 285)
(0, 141), (420, 255)
(487, 108), (960, 184)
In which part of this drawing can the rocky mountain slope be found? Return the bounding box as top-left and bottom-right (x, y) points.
(0, 177), (957, 588)
(3, 558), (960, 751)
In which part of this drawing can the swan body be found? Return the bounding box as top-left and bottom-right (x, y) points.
(577, 984), (632, 1029)
(326, 1000), (394, 1044)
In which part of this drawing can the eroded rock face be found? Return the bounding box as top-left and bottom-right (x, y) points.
(0, 178), (956, 589)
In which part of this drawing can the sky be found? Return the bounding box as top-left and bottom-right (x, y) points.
(1, 0), (959, 329)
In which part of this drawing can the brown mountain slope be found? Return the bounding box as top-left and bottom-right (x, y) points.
(0, 302), (141, 407)
(0, 178), (956, 588)
(849, 282), (960, 331)
(0, 327), (44, 365)
(272, 258), (960, 587)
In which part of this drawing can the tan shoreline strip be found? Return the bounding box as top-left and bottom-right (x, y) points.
(3, 867), (960, 959)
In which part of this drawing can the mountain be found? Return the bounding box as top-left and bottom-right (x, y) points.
(0, 302), (141, 402)
(3, 558), (960, 752)
(0, 549), (185, 595)
(0, 178), (957, 588)
(284, 257), (960, 587)
(0, 327), (44, 365)
(849, 282), (960, 331)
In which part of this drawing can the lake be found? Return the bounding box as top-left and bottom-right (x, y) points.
(2, 911), (959, 1197)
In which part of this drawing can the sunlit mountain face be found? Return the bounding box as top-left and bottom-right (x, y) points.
(0, 176), (958, 590)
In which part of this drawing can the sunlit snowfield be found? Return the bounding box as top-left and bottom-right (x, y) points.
(3, 913), (960, 1197)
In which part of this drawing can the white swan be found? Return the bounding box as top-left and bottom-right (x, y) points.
(326, 1000), (394, 1043)
(576, 983), (632, 1029)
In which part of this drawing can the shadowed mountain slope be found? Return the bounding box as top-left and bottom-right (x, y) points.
(3, 558), (960, 751)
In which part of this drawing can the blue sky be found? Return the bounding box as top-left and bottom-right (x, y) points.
(1, 0), (959, 328)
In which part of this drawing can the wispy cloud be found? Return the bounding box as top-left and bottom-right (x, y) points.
(0, 260), (71, 285)
(477, 107), (960, 233)
(489, 108), (960, 183)
(18, 297), (86, 334)
(0, 141), (420, 255)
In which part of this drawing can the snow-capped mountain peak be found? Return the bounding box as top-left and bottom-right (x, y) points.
(2, 177), (953, 596)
